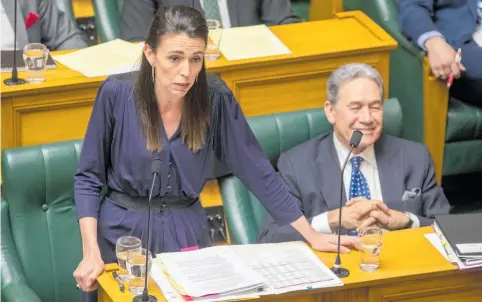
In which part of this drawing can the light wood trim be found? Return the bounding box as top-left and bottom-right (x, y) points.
(309, 0), (343, 21)
(423, 57), (449, 184)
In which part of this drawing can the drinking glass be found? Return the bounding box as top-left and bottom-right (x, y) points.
(358, 226), (383, 272)
(116, 236), (142, 281)
(22, 43), (48, 83)
(205, 19), (222, 60)
(126, 248), (153, 295)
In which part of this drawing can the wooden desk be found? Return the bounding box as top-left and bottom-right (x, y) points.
(1, 11), (395, 151)
(97, 227), (482, 302)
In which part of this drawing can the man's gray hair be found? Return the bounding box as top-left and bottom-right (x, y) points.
(326, 63), (384, 104)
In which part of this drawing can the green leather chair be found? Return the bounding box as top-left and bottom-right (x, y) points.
(343, 0), (482, 180)
(220, 98), (403, 245)
(1, 141), (83, 302)
(93, 0), (124, 42)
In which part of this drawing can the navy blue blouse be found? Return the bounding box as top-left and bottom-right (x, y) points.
(74, 73), (302, 234)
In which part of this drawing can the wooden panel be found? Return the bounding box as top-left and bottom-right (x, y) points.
(423, 58), (449, 184)
(224, 54), (387, 116)
(368, 272), (482, 302)
(73, 0), (94, 18)
(17, 100), (93, 147)
(310, 0), (343, 21)
(236, 71), (329, 116)
(321, 288), (368, 302)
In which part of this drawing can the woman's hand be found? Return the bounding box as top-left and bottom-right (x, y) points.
(73, 249), (105, 292)
(307, 232), (357, 253)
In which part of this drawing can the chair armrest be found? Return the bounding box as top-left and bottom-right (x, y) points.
(381, 21), (424, 58)
(1, 198), (41, 302)
(368, 0), (424, 59)
(219, 176), (259, 245)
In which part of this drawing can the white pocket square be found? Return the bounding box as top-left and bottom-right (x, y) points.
(402, 188), (421, 201)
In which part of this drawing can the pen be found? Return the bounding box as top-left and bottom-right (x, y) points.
(447, 48), (462, 88)
(112, 271), (126, 292)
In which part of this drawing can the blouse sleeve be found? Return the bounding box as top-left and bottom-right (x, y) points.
(74, 78), (117, 220)
(211, 85), (303, 226)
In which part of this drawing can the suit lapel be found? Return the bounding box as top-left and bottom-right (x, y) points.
(315, 133), (347, 210)
(226, 0), (239, 27)
(375, 134), (404, 206)
(2, 0), (29, 48)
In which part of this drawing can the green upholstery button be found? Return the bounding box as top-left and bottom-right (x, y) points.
(41, 204), (49, 211)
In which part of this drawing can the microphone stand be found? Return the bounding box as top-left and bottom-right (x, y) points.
(133, 161), (160, 302)
(4, 0), (26, 86)
(329, 144), (355, 278)
(330, 130), (363, 278)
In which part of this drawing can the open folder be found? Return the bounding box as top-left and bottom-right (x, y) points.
(151, 242), (342, 301)
(52, 39), (143, 77)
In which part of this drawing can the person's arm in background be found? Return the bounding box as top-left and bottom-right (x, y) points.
(120, 0), (157, 42)
(38, 0), (88, 50)
(260, 0), (302, 25)
(398, 0), (465, 79)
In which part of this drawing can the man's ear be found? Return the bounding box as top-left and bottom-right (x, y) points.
(143, 43), (156, 66)
(324, 101), (336, 125)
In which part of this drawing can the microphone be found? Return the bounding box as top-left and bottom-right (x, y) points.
(133, 159), (162, 302)
(4, 0), (26, 86)
(330, 130), (363, 278)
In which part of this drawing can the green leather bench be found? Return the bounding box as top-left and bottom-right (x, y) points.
(220, 98), (403, 245)
(1, 141), (83, 302)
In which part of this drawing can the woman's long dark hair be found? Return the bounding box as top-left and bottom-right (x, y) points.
(134, 5), (210, 152)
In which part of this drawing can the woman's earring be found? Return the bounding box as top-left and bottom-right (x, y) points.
(151, 65), (155, 83)
(195, 75), (198, 83)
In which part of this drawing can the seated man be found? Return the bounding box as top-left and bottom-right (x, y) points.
(120, 0), (302, 42)
(399, 0), (482, 105)
(1, 0), (87, 51)
(258, 63), (451, 244)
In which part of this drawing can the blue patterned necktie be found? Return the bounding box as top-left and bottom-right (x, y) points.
(349, 156), (371, 200)
(203, 0), (221, 21)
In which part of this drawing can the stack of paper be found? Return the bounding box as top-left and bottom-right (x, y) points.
(53, 39), (143, 77)
(151, 242), (342, 301)
(219, 24), (291, 61)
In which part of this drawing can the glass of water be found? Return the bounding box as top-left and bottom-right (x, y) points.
(116, 236), (142, 281)
(22, 43), (48, 83)
(205, 19), (222, 60)
(126, 248), (153, 295)
(358, 226), (383, 272)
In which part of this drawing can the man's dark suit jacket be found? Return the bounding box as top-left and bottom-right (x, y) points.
(258, 132), (451, 244)
(399, 0), (482, 78)
(2, 0), (87, 51)
(120, 0), (301, 42)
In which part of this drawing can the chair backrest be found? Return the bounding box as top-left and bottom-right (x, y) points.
(220, 98), (403, 245)
(93, 0), (124, 42)
(1, 140), (84, 302)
